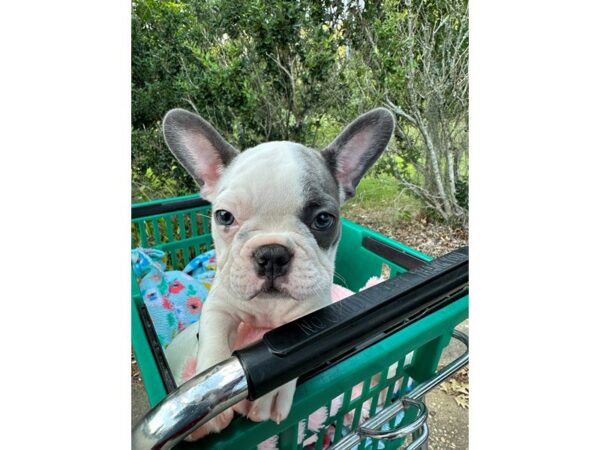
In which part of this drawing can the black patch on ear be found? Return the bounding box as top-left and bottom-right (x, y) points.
(295, 147), (342, 250)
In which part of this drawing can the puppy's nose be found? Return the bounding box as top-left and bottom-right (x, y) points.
(253, 244), (292, 279)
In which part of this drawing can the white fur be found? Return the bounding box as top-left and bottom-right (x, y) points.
(163, 107), (393, 440)
(166, 142), (337, 436)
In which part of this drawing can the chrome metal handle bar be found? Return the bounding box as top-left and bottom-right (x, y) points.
(330, 329), (468, 450)
(406, 422), (429, 450)
(132, 330), (467, 450)
(132, 357), (248, 450)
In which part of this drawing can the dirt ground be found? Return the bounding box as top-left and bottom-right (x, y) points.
(131, 212), (469, 449)
(343, 208), (469, 450)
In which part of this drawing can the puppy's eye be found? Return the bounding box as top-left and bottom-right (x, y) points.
(215, 209), (235, 226)
(311, 212), (336, 231)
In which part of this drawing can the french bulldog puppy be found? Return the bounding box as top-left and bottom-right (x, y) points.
(162, 107), (394, 439)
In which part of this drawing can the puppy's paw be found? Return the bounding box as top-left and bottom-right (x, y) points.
(233, 399), (252, 416)
(271, 380), (296, 424)
(247, 391), (277, 423)
(184, 408), (234, 441)
(236, 380), (296, 424)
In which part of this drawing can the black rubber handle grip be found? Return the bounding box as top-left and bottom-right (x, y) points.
(234, 246), (469, 400)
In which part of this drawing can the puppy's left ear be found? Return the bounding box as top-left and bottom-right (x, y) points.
(322, 108), (395, 202)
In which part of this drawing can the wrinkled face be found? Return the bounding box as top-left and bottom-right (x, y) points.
(212, 143), (341, 303)
(162, 107), (395, 306)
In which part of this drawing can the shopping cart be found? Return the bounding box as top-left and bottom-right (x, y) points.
(131, 194), (469, 450)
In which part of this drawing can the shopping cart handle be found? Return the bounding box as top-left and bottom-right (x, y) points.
(132, 357), (248, 450)
(132, 247), (468, 449)
(234, 246), (468, 400)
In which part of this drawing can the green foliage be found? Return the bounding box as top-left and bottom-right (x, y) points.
(131, 126), (196, 201)
(343, 0), (469, 222)
(132, 166), (182, 203)
(132, 0), (365, 200)
(131, 0), (469, 223)
(455, 177), (469, 210)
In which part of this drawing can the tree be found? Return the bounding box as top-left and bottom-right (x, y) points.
(131, 0), (470, 225)
(347, 0), (469, 223)
(131, 0), (354, 199)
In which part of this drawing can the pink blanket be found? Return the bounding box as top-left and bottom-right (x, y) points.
(182, 277), (384, 446)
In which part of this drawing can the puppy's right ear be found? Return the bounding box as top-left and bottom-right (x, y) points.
(162, 109), (239, 201)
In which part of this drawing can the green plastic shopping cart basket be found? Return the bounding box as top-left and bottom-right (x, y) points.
(131, 194), (469, 450)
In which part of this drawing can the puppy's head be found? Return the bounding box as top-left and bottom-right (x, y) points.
(163, 108), (394, 306)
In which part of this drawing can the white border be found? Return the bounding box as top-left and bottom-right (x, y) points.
(1, 1), (131, 447)
(471, 0), (600, 448)
(2, 0), (600, 448)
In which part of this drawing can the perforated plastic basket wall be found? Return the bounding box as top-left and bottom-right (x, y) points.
(131, 194), (468, 449)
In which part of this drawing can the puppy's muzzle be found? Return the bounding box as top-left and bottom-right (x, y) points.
(253, 244), (292, 280)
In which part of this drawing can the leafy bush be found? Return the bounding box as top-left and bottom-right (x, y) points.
(455, 178), (469, 211)
(132, 126), (196, 201)
(131, 0), (469, 223)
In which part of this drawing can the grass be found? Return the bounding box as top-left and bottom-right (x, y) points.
(131, 169), (424, 226)
(342, 174), (423, 224)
